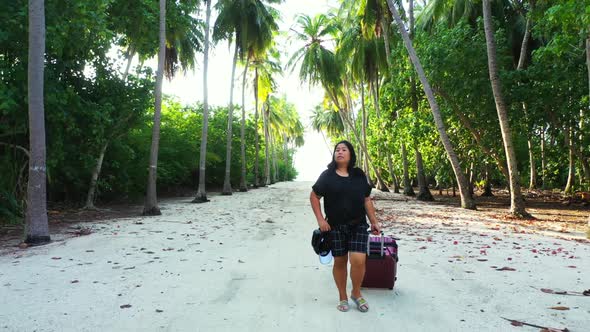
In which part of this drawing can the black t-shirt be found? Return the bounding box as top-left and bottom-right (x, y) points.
(312, 167), (372, 226)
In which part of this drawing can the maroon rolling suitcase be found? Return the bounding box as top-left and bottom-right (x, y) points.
(361, 233), (398, 290)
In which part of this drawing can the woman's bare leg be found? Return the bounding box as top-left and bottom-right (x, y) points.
(333, 255), (348, 301)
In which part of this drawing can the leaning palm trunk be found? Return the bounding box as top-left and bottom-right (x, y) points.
(84, 141), (109, 210)
(193, 0), (212, 203)
(25, 0), (50, 244)
(239, 59), (250, 192)
(122, 45), (136, 81)
(482, 0), (528, 216)
(143, 0), (166, 214)
(386, 0), (475, 209)
(222, 42), (239, 195)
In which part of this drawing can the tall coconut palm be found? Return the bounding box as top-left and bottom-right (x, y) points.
(265, 95), (303, 182)
(193, 0), (212, 203)
(482, 0), (529, 217)
(263, 98), (273, 185)
(418, 0), (531, 214)
(408, 0), (434, 201)
(214, 0), (279, 194)
(335, 15), (390, 191)
(289, 14), (388, 190)
(310, 105), (344, 139)
(143, 0), (166, 215)
(25, 0), (50, 244)
(87, 0), (202, 210)
(385, 0), (476, 209)
(252, 46), (281, 187)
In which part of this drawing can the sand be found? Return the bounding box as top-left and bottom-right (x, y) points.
(0, 181), (588, 331)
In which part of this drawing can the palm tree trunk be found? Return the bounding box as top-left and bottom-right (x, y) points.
(143, 0), (166, 214)
(254, 67), (260, 188)
(382, 17), (392, 67)
(401, 143), (414, 196)
(386, 153), (400, 193)
(528, 135), (537, 190)
(370, 79), (380, 118)
(482, 0), (528, 217)
(482, 162), (494, 196)
(415, 148), (433, 201)
(272, 134), (278, 183)
(587, 35), (590, 111)
(283, 133), (289, 182)
(222, 42), (239, 195)
(376, 149), (389, 191)
(84, 141), (109, 209)
(25, 0), (50, 244)
(239, 58), (250, 192)
(387, 0), (475, 209)
(408, 0), (430, 201)
(541, 126), (546, 189)
(565, 126), (575, 194)
(361, 85), (373, 187)
(517, 18), (531, 70)
(264, 99), (271, 186)
(193, 0), (211, 203)
(122, 45), (136, 81)
(469, 161), (475, 197)
(382, 17), (397, 193)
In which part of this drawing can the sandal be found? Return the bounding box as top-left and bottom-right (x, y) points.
(336, 300), (350, 312)
(351, 296), (369, 312)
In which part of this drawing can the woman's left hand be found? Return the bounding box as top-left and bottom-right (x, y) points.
(370, 223), (381, 235)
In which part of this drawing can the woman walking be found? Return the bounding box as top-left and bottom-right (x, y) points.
(310, 140), (381, 312)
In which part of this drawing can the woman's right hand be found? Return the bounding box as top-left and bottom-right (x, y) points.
(318, 219), (331, 232)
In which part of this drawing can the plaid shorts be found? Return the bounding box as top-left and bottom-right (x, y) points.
(329, 223), (369, 256)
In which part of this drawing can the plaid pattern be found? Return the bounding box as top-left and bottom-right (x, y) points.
(330, 223), (369, 256)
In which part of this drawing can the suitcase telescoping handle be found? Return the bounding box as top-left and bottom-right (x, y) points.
(366, 231), (385, 256)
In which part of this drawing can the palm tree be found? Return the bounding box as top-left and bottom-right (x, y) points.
(335, 15), (390, 191)
(25, 0), (50, 244)
(265, 95), (303, 182)
(289, 13), (389, 190)
(385, 0), (476, 209)
(310, 105), (344, 138)
(408, 0), (433, 201)
(193, 0), (212, 203)
(482, 0), (529, 217)
(87, 0), (202, 210)
(252, 46), (281, 187)
(214, 0), (279, 194)
(143, 0), (166, 215)
(418, 0), (532, 214)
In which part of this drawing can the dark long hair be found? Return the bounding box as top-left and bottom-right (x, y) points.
(327, 140), (358, 174)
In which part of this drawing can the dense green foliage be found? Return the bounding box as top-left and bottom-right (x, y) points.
(0, 0), (300, 224)
(309, 0), (589, 202)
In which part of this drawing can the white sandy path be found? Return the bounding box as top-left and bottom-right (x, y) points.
(0, 181), (588, 332)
